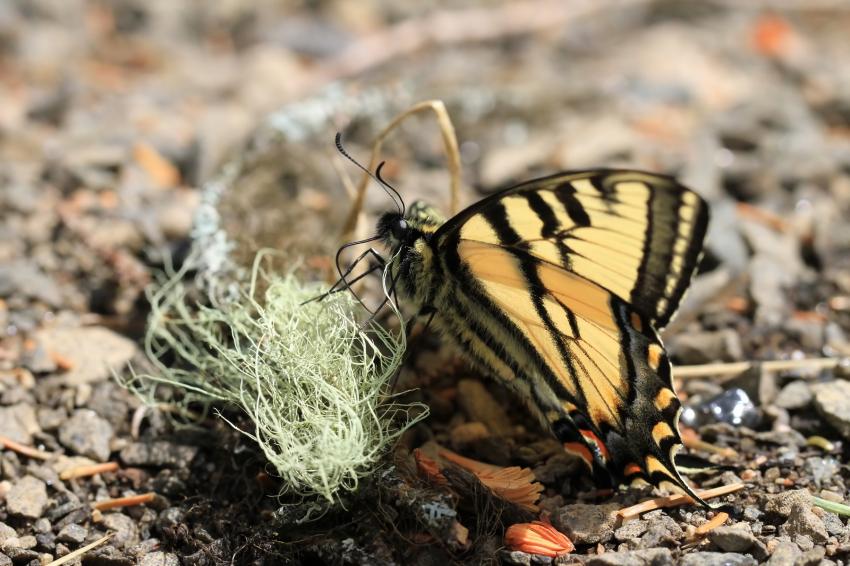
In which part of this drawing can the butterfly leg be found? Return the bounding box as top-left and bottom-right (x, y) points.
(302, 247), (386, 306)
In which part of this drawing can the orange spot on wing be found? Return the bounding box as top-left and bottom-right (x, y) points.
(564, 442), (593, 467)
(623, 463), (643, 478)
(580, 429), (610, 462)
(630, 312), (643, 332)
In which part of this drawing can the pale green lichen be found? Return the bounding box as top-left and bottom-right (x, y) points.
(124, 250), (425, 504)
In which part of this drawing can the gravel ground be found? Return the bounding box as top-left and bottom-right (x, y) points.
(3, 1), (850, 564)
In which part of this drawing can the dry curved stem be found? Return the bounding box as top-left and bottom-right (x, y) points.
(93, 492), (156, 511)
(45, 533), (113, 566)
(340, 99), (462, 242)
(617, 483), (745, 524)
(681, 428), (738, 460)
(674, 357), (844, 381)
(60, 462), (119, 480)
(689, 511), (730, 541)
(0, 435), (55, 461)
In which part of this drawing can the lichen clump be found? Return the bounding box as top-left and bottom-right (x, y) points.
(126, 252), (422, 503)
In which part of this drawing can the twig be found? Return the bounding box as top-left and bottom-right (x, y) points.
(812, 496), (850, 517)
(691, 511), (730, 539)
(674, 357), (843, 380)
(60, 462), (119, 480)
(0, 435), (55, 461)
(617, 483), (745, 522)
(340, 100), (462, 242)
(681, 428), (738, 459)
(92, 492), (156, 511)
(45, 533), (113, 566)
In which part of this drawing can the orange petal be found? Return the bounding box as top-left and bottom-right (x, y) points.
(436, 447), (542, 511)
(505, 521), (575, 557)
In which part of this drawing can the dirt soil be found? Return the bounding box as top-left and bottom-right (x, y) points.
(3, 1), (850, 565)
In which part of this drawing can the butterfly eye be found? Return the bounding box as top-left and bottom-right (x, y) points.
(391, 219), (408, 240)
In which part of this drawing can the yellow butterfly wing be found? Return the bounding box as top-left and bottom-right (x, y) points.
(433, 170), (710, 501)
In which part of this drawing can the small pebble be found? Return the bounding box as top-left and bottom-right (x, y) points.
(139, 552), (180, 566)
(5, 476), (48, 520)
(784, 502), (828, 544)
(56, 524), (87, 546)
(552, 503), (620, 545)
(812, 381), (850, 440)
(774, 381), (813, 410)
(58, 410), (114, 462)
(679, 552), (756, 566)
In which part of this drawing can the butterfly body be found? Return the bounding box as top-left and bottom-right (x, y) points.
(376, 170), (710, 504)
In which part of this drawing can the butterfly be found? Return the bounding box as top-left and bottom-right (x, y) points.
(337, 156), (710, 505)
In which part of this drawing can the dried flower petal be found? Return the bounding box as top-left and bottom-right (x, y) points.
(505, 521), (574, 557)
(438, 447), (542, 511)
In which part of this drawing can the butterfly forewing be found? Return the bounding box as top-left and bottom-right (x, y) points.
(436, 170), (709, 329)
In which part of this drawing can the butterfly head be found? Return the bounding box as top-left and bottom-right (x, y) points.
(377, 201), (443, 251)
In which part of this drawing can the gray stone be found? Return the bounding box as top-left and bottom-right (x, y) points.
(552, 503), (620, 544)
(812, 381), (850, 439)
(793, 534), (814, 551)
(797, 546), (826, 566)
(500, 551), (532, 566)
(100, 513), (139, 550)
(0, 554), (9, 566)
(774, 380), (813, 410)
(86, 544), (133, 566)
(784, 501), (828, 544)
(58, 409), (113, 462)
(0, 525), (16, 546)
(586, 548), (673, 566)
(821, 511), (845, 537)
(667, 328), (743, 364)
(0, 260), (62, 307)
(679, 552), (756, 566)
(709, 523), (758, 552)
(120, 441), (198, 468)
(139, 552), (180, 566)
(8, 535), (36, 549)
(764, 489), (811, 518)
(5, 476), (48, 519)
(36, 407), (66, 432)
(21, 339), (56, 374)
(613, 519), (648, 542)
(2, 546), (37, 563)
(805, 457), (839, 488)
(0, 404), (40, 445)
(35, 326), (136, 385)
(56, 524), (87, 545)
(32, 520), (50, 535)
(35, 532), (55, 552)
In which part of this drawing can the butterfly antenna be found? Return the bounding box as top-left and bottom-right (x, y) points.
(335, 132), (404, 214)
(375, 161), (406, 214)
